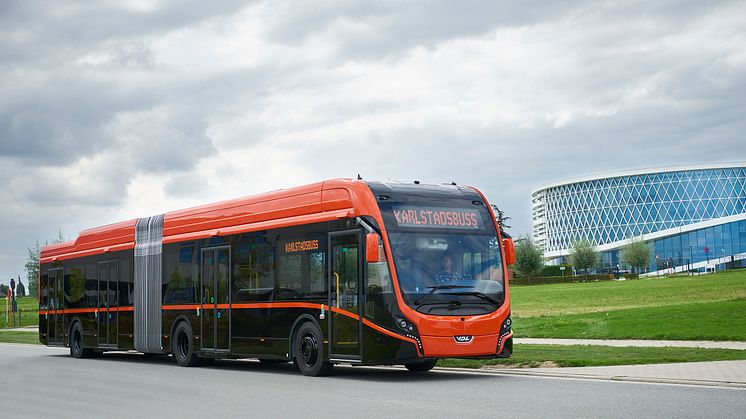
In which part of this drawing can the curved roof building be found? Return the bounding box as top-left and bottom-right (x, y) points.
(532, 163), (746, 273)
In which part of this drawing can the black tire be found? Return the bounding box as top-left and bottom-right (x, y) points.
(404, 359), (438, 372)
(69, 322), (94, 359)
(172, 322), (201, 367)
(293, 322), (333, 376)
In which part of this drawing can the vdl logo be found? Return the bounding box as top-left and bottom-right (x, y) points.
(453, 335), (474, 344)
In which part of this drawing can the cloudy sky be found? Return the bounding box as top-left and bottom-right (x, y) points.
(1, 0), (745, 282)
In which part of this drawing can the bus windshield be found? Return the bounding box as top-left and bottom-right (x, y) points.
(386, 231), (505, 314)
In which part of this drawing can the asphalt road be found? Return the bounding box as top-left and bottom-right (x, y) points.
(2, 344), (744, 418)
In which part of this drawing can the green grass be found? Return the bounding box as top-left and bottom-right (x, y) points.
(510, 270), (746, 317)
(509, 270), (746, 341)
(1, 296), (38, 328)
(441, 344), (746, 368)
(0, 331), (39, 345)
(515, 299), (746, 341)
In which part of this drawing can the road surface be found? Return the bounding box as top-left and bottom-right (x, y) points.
(2, 344), (744, 418)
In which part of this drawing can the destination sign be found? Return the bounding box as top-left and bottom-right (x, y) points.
(284, 239), (320, 253)
(392, 206), (484, 230)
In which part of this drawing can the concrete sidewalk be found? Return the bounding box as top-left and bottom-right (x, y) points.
(515, 337), (746, 350)
(476, 360), (746, 389)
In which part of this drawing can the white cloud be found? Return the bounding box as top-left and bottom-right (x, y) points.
(1, 0), (745, 277)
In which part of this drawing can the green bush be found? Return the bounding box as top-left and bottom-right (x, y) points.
(511, 274), (614, 286)
(540, 264), (572, 277)
(623, 273), (640, 280)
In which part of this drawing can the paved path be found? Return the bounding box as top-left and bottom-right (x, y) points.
(515, 338), (746, 350)
(479, 360), (746, 388)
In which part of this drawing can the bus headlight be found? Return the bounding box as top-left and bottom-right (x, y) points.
(396, 316), (415, 332)
(501, 314), (512, 332)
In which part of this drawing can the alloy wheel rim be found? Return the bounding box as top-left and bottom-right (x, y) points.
(300, 334), (318, 367)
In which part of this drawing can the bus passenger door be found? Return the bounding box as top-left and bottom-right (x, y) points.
(96, 260), (118, 348)
(48, 268), (64, 345)
(201, 247), (231, 352)
(328, 231), (362, 361)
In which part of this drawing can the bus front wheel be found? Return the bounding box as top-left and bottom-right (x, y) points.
(293, 322), (333, 376)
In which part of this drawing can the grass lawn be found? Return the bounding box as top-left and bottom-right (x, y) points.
(440, 344), (746, 368)
(2, 296), (38, 328)
(0, 331), (39, 345)
(509, 270), (746, 341)
(510, 270), (746, 317)
(515, 299), (746, 341)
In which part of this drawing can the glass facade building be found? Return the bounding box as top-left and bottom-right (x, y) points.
(532, 163), (746, 273)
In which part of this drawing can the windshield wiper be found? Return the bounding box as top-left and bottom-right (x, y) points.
(444, 291), (501, 307)
(414, 285), (472, 306)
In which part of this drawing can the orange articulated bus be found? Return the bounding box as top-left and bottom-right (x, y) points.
(39, 179), (514, 376)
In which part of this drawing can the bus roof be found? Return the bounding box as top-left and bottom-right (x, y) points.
(40, 178), (379, 263)
(40, 179), (490, 263)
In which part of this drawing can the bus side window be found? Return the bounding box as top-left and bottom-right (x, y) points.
(232, 233), (275, 302)
(309, 251), (325, 294)
(40, 272), (49, 309)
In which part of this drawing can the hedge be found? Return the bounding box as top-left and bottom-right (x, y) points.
(510, 274), (615, 286)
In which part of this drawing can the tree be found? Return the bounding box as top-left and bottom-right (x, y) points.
(569, 237), (600, 279)
(26, 229), (66, 297)
(491, 205), (512, 231)
(0, 283), (7, 296)
(513, 237), (544, 278)
(25, 240), (41, 297)
(16, 278), (26, 297)
(620, 236), (652, 274)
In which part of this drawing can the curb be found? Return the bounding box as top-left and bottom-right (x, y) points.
(432, 366), (746, 389)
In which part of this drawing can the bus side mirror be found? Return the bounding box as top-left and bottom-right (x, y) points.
(366, 233), (380, 263)
(503, 238), (515, 266)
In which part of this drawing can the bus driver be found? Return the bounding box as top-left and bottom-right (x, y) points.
(434, 255), (460, 284)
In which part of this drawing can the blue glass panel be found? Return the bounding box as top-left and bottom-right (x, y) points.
(697, 230), (706, 262)
(664, 237), (673, 261)
(732, 221), (741, 255)
(723, 223), (732, 256)
(705, 228), (715, 256)
(713, 224), (724, 258)
(672, 235), (682, 263)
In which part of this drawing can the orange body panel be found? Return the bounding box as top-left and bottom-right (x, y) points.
(421, 333), (502, 357)
(40, 179), (379, 263)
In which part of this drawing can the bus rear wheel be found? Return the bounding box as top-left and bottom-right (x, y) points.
(172, 322), (201, 367)
(404, 359), (437, 372)
(293, 322), (332, 376)
(69, 322), (95, 359)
